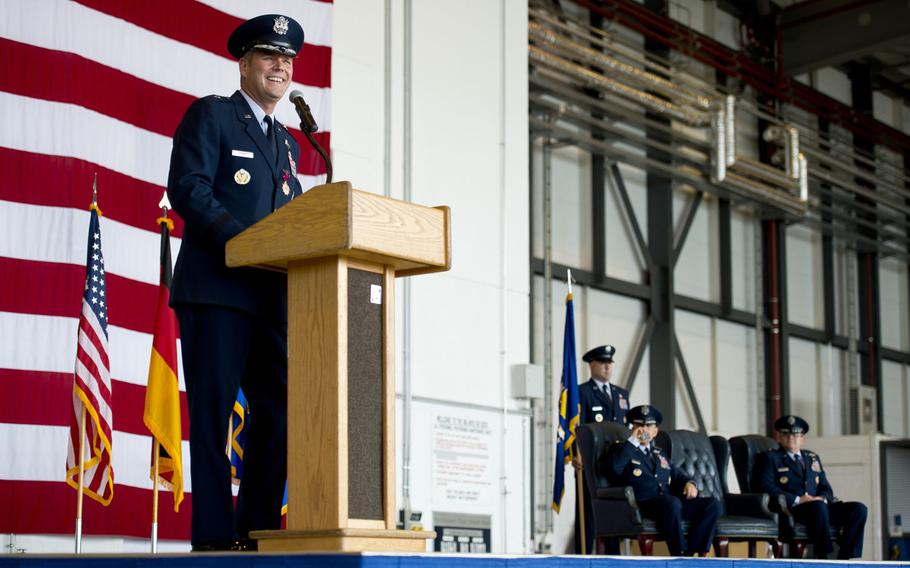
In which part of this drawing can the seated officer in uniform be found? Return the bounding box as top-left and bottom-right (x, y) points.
(573, 345), (630, 553)
(607, 405), (722, 556)
(756, 415), (868, 559)
(579, 345), (629, 425)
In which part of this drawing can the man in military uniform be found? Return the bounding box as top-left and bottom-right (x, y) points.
(607, 405), (722, 556)
(166, 14), (306, 551)
(756, 415), (868, 559)
(573, 345), (630, 553)
(579, 345), (630, 425)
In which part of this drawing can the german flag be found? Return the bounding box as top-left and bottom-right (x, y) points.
(142, 207), (183, 512)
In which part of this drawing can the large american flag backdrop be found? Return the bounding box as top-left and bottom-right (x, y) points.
(0, 0), (332, 539)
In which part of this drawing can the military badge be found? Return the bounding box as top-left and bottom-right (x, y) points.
(815, 476), (820, 484)
(633, 468), (642, 477)
(273, 15), (290, 35)
(619, 396), (628, 409)
(285, 140), (298, 177)
(811, 460), (821, 472)
(659, 456), (670, 469)
(281, 170), (291, 196)
(779, 476), (788, 484)
(234, 168), (251, 185)
(594, 414), (603, 423)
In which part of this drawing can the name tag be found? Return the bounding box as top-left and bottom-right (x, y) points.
(592, 406), (603, 411)
(232, 149), (254, 159)
(777, 467), (789, 472)
(631, 459), (641, 465)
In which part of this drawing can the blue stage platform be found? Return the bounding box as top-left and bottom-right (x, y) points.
(0, 555), (903, 568)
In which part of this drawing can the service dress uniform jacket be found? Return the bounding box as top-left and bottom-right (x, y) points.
(607, 440), (721, 556)
(167, 90), (303, 548)
(757, 447), (867, 559)
(168, 90), (304, 319)
(579, 380), (629, 426)
(757, 448), (833, 505)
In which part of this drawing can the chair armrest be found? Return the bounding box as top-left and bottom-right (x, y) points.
(596, 486), (638, 508)
(773, 494), (797, 540)
(725, 492), (774, 519)
(591, 486), (644, 537)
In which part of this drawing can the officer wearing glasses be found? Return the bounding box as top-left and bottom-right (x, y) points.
(756, 415), (867, 559)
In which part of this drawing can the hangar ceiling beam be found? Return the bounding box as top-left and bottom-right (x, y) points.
(780, 0), (910, 75)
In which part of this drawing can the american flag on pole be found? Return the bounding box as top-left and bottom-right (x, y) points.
(0, 0), (332, 539)
(65, 201), (114, 506)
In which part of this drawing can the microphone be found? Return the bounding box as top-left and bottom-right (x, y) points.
(289, 89), (333, 183)
(289, 90), (318, 133)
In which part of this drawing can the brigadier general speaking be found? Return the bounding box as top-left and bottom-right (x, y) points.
(166, 14), (306, 551)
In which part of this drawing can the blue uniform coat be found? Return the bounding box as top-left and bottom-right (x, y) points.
(608, 440), (691, 500)
(756, 447), (834, 505)
(167, 90), (304, 320)
(579, 379), (629, 425)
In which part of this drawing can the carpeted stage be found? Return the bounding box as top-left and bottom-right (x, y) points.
(0, 554), (901, 568)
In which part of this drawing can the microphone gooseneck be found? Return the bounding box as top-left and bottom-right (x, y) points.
(288, 90), (333, 183)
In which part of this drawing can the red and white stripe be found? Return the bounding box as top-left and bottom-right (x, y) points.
(67, 298), (114, 503)
(1, 0), (332, 539)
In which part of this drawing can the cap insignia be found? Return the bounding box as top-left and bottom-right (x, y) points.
(274, 16), (290, 35)
(642, 406), (650, 416)
(787, 416), (795, 425)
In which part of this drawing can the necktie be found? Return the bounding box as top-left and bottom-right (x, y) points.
(264, 116), (278, 165)
(642, 446), (656, 469)
(602, 384), (611, 402)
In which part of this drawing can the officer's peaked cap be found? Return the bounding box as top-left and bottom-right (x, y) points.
(583, 345), (616, 363)
(228, 14), (304, 59)
(774, 415), (809, 434)
(625, 405), (662, 426)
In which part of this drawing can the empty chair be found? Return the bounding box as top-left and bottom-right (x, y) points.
(664, 430), (780, 557)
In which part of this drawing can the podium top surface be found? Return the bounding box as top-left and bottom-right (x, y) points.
(226, 181), (450, 276)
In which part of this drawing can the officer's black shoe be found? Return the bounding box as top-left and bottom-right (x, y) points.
(191, 539), (235, 552)
(231, 538), (258, 551)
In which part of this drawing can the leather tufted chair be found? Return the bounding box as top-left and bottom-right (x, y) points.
(576, 422), (667, 555)
(729, 434), (779, 495)
(729, 434), (839, 558)
(663, 430), (780, 557)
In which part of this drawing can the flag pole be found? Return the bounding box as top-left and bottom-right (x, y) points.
(149, 192), (172, 554)
(151, 440), (160, 553)
(576, 465), (586, 554)
(75, 406), (86, 553)
(566, 268), (586, 554)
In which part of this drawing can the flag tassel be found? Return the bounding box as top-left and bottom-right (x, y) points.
(151, 440), (160, 553)
(75, 406), (86, 554)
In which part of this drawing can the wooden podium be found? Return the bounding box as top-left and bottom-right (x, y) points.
(225, 182), (450, 552)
